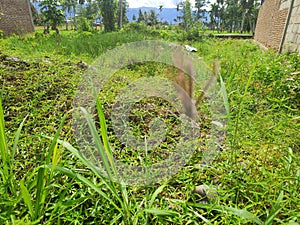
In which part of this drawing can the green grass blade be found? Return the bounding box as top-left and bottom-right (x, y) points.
(96, 98), (117, 176)
(12, 115), (28, 161)
(20, 180), (34, 219)
(264, 191), (284, 225)
(144, 208), (179, 216)
(96, 100), (130, 214)
(46, 113), (68, 165)
(0, 96), (9, 181)
(190, 208), (213, 225)
(219, 74), (230, 116)
(55, 166), (122, 214)
(51, 142), (61, 175)
(149, 185), (166, 208)
(44, 136), (122, 201)
(34, 167), (46, 220)
(190, 203), (263, 225)
(80, 107), (114, 180)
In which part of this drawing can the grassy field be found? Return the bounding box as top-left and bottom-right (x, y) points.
(0, 28), (299, 224)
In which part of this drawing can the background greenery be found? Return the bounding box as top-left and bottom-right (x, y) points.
(0, 26), (299, 224)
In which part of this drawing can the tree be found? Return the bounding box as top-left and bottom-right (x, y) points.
(148, 9), (158, 26)
(117, 0), (123, 29)
(132, 14), (136, 21)
(61, 0), (78, 29)
(98, 0), (116, 32)
(177, 0), (193, 31)
(30, 2), (43, 26)
(220, 0), (260, 33)
(39, 0), (64, 33)
(121, 0), (129, 27)
(239, 0), (260, 33)
(137, 9), (144, 23)
(209, 3), (219, 30)
(79, 0), (99, 21)
(159, 5), (163, 12)
(195, 0), (207, 22)
(216, 0), (225, 31)
(143, 11), (148, 24)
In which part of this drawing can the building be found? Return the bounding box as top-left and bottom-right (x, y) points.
(0, 0), (34, 36)
(255, 0), (300, 53)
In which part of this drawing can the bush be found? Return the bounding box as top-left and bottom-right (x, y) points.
(77, 17), (92, 32)
(123, 22), (147, 32)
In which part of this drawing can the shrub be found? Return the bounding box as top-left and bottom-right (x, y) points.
(123, 22), (147, 32)
(77, 16), (92, 32)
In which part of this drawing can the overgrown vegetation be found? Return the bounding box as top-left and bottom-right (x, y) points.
(0, 28), (299, 224)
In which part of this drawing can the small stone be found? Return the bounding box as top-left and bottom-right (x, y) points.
(193, 184), (220, 203)
(185, 45), (198, 52)
(77, 61), (88, 69)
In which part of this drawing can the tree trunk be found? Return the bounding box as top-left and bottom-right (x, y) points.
(73, 5), (77, 29)
(117, 0), (123, 29)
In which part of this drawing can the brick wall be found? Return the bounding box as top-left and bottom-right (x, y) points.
(254, 0), (289, 51)
(0, 0), (34, 36)
(282, 0), (300, 52)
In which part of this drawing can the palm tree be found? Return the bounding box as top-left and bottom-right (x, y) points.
(210, 3), (219, 31)
(61, 0), (78, 29)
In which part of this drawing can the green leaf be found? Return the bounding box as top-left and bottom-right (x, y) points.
(96, 97), (116, 175)
(12, 115), (28, 161)
(20, 180), (34, 219)
(55, 166), (122, 213)
(144, 208), (179, 217)
(46, 113), (68, 165)
(219, 74), (230, 116)
(149, 185), (166, 207)
(264, 191), (284, 225)
(0, 96), (8, 180)
(80, 107), (114, 179)
(35, 167), (46, 219)
(190, 203), (263, 225)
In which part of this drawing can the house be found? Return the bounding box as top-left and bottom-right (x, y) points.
(255, 0), (300, 53)
(0, 0), (34, 36)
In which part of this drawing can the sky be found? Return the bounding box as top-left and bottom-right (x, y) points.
(127, 0), (216, 9)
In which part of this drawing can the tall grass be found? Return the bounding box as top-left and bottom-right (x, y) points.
(0, 30), (153, 63)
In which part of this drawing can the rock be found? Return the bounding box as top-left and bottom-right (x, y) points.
(193, 184), (220, 203)
(185, 45), (198, 52)
(77, 61), (88, 69)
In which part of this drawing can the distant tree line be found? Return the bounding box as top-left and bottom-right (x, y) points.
(175, 0), (260, 33)
(29, 0), (261, 34)
(30, 0), (129, 33)
(208, 0), (261, 33)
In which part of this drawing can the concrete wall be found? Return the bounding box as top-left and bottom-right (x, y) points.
(0, 0), (34, 36)
(254, 0), (289, 51)
(282, 0), (300, 52)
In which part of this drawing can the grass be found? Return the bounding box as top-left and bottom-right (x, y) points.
(0, 28), (299, 224)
